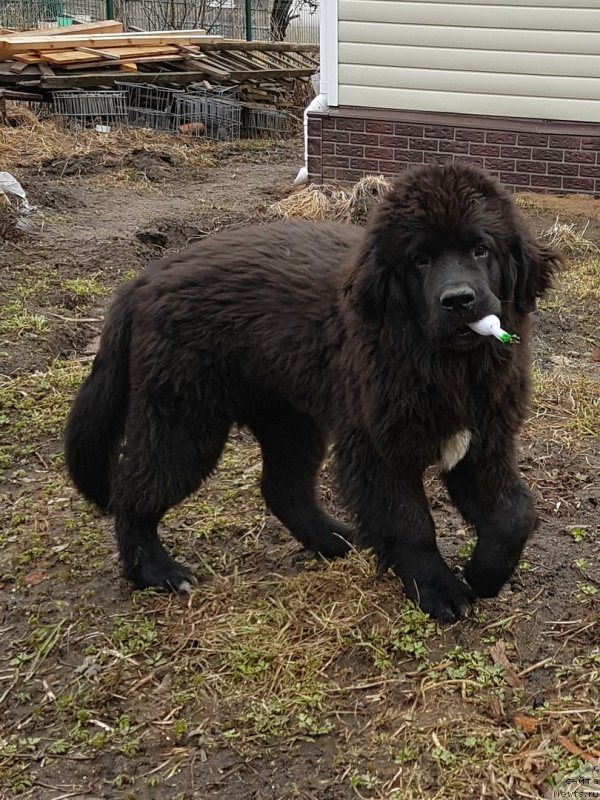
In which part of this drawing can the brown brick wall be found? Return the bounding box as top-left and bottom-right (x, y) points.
(307, 108), (600, 196)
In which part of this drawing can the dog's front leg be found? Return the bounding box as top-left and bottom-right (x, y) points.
(336, 431), (473, 623)
(443, 443), (537, 599)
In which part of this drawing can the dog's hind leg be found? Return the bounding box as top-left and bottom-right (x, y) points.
(248, 406), (353, 559)
(111, 401), (231, 592)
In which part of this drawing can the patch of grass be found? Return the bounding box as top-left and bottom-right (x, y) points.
(0, 299), (48, 336)
(542, 254), (600, 312)
(63, 276), (109, 303)
(526, 366), (600, 449)
(0, 359), (89, 446)
(514, 194), (546, 212)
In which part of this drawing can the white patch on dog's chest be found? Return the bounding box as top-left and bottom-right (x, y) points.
(438, 429), (471, 472)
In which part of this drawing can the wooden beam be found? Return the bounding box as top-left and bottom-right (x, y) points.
(191, 41), (318, 53)
(12, 52), (43, 63)
(9, 60), (33, 73)
(39, 44), (183, 65)
(224, 67), (317, 80)
(0, 88), (44, 100)
(38, 61), (55, 77)
(35, 69), (210, 89)
(75, 46), (122, 59)
(0, 30), (219, 59)
(63, 53), (188, 70)
(6, 20), (123, 38)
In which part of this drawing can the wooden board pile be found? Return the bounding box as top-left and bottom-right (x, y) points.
(0, 20), (319, 93)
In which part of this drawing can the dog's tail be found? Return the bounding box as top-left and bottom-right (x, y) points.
(64, 286), (133, 512)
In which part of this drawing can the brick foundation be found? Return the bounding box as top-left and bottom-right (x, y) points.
(307, 107), (600, 196)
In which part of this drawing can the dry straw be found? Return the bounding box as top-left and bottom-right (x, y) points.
(0, 105), (214, 170)
(270, 174), (392, 225)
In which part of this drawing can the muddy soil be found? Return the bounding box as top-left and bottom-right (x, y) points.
(0, 137), (598, 800)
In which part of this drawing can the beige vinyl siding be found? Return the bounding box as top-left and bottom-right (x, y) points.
(338, 0), (600, 122)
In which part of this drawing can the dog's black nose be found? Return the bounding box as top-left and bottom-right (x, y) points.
(440, 286), (476, 312)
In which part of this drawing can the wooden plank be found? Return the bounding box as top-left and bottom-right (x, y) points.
(0, 31), (220, 59)
(13, 52), (43, 63)
(7, 20), (123, 38)
(9, 60), (33, 73)
(86, 44), (186, 58)
(38, 49), (103, 64)
(38, 61), (55, 77)
(182, 59), (231, 78)
(35, 69), (210, 89)
(0, 88), (43, 100)
(63, 53), (187, 69)
(120, 63), (138, 72)
(226, 67), (317, 80)
(76, 46), (122, 59)
(39, 44), (184, 65)
(193, 41), (318, 53)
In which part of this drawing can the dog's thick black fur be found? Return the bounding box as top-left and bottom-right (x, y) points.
(65, 163), (561, 622)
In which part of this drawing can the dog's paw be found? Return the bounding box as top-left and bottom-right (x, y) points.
(406, 572), (474, 624)
(314, 531), (353, 559)
(127, 552), (197, 594)
(464, 559), (508, 598)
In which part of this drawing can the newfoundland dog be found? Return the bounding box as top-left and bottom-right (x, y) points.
(65, 163), (560, 622)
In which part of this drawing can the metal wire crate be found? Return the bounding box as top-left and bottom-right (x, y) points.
(127, 108), (174, 132)
(242, 105), (292, 140)
(187, 83), (239, 99)
(175, 93), (242, 141)
(115, 82), (183, 113)
(52, 90), (128, 130)
(115, 82), (184, 131)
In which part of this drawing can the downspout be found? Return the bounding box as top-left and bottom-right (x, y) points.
(294, 93), (327, 185)
(294, 0), (333, 185)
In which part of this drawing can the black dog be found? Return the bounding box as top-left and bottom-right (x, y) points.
(65, 163), (560, 622)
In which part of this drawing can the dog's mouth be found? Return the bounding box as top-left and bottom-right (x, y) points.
(457, 326), (475, 337)
(442, 325), (483, 351)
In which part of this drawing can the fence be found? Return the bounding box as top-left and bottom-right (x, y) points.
(0, 0), (319, 42)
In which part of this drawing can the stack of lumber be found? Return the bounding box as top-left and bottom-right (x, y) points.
(0, 20), (319, 92)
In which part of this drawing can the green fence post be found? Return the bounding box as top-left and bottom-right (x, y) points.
(245, 0), (252, 41)
(106, 0), (114, 20)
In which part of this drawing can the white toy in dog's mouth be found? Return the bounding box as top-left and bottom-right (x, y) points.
(468, 314), (520, 344)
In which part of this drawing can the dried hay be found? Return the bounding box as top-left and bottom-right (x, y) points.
(270, 174), (392, 225)
(0, 104), (215, 170)
(542, 217), (599, 259)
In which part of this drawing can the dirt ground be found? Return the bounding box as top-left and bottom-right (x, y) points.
(0, 122), (598, 800)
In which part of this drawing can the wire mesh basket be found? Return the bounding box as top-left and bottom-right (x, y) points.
(115, 82), (183, 131)
(187, 83), (239, 99)
(242, 105), (292, 139)
(115, 82), (183, 112)
(52, 90), (128, 129)
(127, 108), (174, 132)
(175, 93), (242, 140)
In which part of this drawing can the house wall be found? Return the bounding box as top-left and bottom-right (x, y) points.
(338, 0), (600, 124)
(307, 107), (600, 196)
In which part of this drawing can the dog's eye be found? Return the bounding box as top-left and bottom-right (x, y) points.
(414, 255), (432, 270)
(473, 244), (489, 259)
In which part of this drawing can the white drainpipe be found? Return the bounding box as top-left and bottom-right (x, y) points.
(294, 93), (327, 185)
(294, 0), (336, 185)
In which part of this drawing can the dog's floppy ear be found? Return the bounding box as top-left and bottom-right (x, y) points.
(343, 230), (393, 321)
(510, 230), (563, 314)
(343, 225), (410, 324)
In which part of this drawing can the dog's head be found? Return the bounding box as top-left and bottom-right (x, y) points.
(344, 163), (562, 350)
